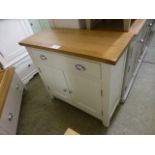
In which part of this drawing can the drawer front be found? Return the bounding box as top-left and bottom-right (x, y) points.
(14, 55), (37, 81)
(31, 48), (101, 79)
(60, 55), (101, 79)
(0, 73), (23, 134)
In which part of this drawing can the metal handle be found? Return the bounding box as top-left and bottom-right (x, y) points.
(63, 88), (67, 92)
(140, 39), (144, 43)
(8, 112), (13, 121)
(69, 90), (72, 94)
(0, 51), (4, 58)
(75, 64), (86, 71)
(149, 23), (153, 27)
(15, 84), (19, 90)
(40, 54), (47, 60)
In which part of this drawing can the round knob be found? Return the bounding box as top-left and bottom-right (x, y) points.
(69, 90), (72, 94)
(63, 88), (67, 92)
(8, 112), (13, 121)
(140, 39), (144, 43)
(149, 23), (153, 27)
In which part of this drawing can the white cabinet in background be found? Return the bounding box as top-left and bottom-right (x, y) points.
(13, 55), (37, 84)
(27, 47), (127, 127)
(0, 71), (24, 135)
(29, 19), (51, 33)
(0, 19), (32, 67)
(0, 19), (38, 84)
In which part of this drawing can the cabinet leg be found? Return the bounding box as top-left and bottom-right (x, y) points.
(102, 117), (110, 127)
(120, 99), (125, 104)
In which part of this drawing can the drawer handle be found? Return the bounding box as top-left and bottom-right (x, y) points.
(69, 90), (72, 94)
(140, 39), (144, 43)
(8, 112), (13, 121)
(63, 88), (67, 92)
(75, 64), (86, 71)
(40, 54), (47, 60)
(149, 23), (153, 27)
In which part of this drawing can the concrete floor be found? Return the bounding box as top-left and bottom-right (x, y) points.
(17, 32), (155, 135)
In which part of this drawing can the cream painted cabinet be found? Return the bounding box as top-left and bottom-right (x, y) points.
(26, 47), (127, 127)
(31, 50), (102, 119)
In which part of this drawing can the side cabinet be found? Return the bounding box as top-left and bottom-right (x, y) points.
(0, 72), (24, 135)
(121, 20), (154, 102)
(26, 47), (126, 127)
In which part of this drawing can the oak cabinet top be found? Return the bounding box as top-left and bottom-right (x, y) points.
(19, 20), (146, 65)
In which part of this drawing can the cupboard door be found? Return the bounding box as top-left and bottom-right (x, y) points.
(39, 66), (70, 102)
(0, 19), (33, 67)
(65, 73), (102, 119)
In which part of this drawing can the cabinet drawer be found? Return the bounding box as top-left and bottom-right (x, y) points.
(14, 55), (37, 81)
(0, 73), (23, 134)
(31, 48), (101, 79)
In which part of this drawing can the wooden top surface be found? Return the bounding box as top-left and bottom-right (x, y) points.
(19, 20), (146, 65)
(0, 67), (15, 117)
(64, 128), (79, 135)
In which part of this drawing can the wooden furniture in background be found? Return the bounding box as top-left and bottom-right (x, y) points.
(0, 67), (24, 134)
(64, 128), (79, 135)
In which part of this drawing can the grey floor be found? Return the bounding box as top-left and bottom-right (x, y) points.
(17, 32), (155, 135)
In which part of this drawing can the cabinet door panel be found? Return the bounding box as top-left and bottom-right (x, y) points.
(39, 66), (70, 101)
(65, 73), (102, 118)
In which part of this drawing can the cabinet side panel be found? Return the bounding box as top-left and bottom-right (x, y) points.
(101, 63), (111, 126)
(109, 49), (127, 117)
(101, 49), (127, 127)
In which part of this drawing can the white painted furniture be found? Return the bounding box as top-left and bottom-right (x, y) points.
(26, 47), (127, 127)
(29, 19), (51, 33)
(0, 19), (38, 84)
(121, 19), (154, 102)
(0, 71), (24, 135)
